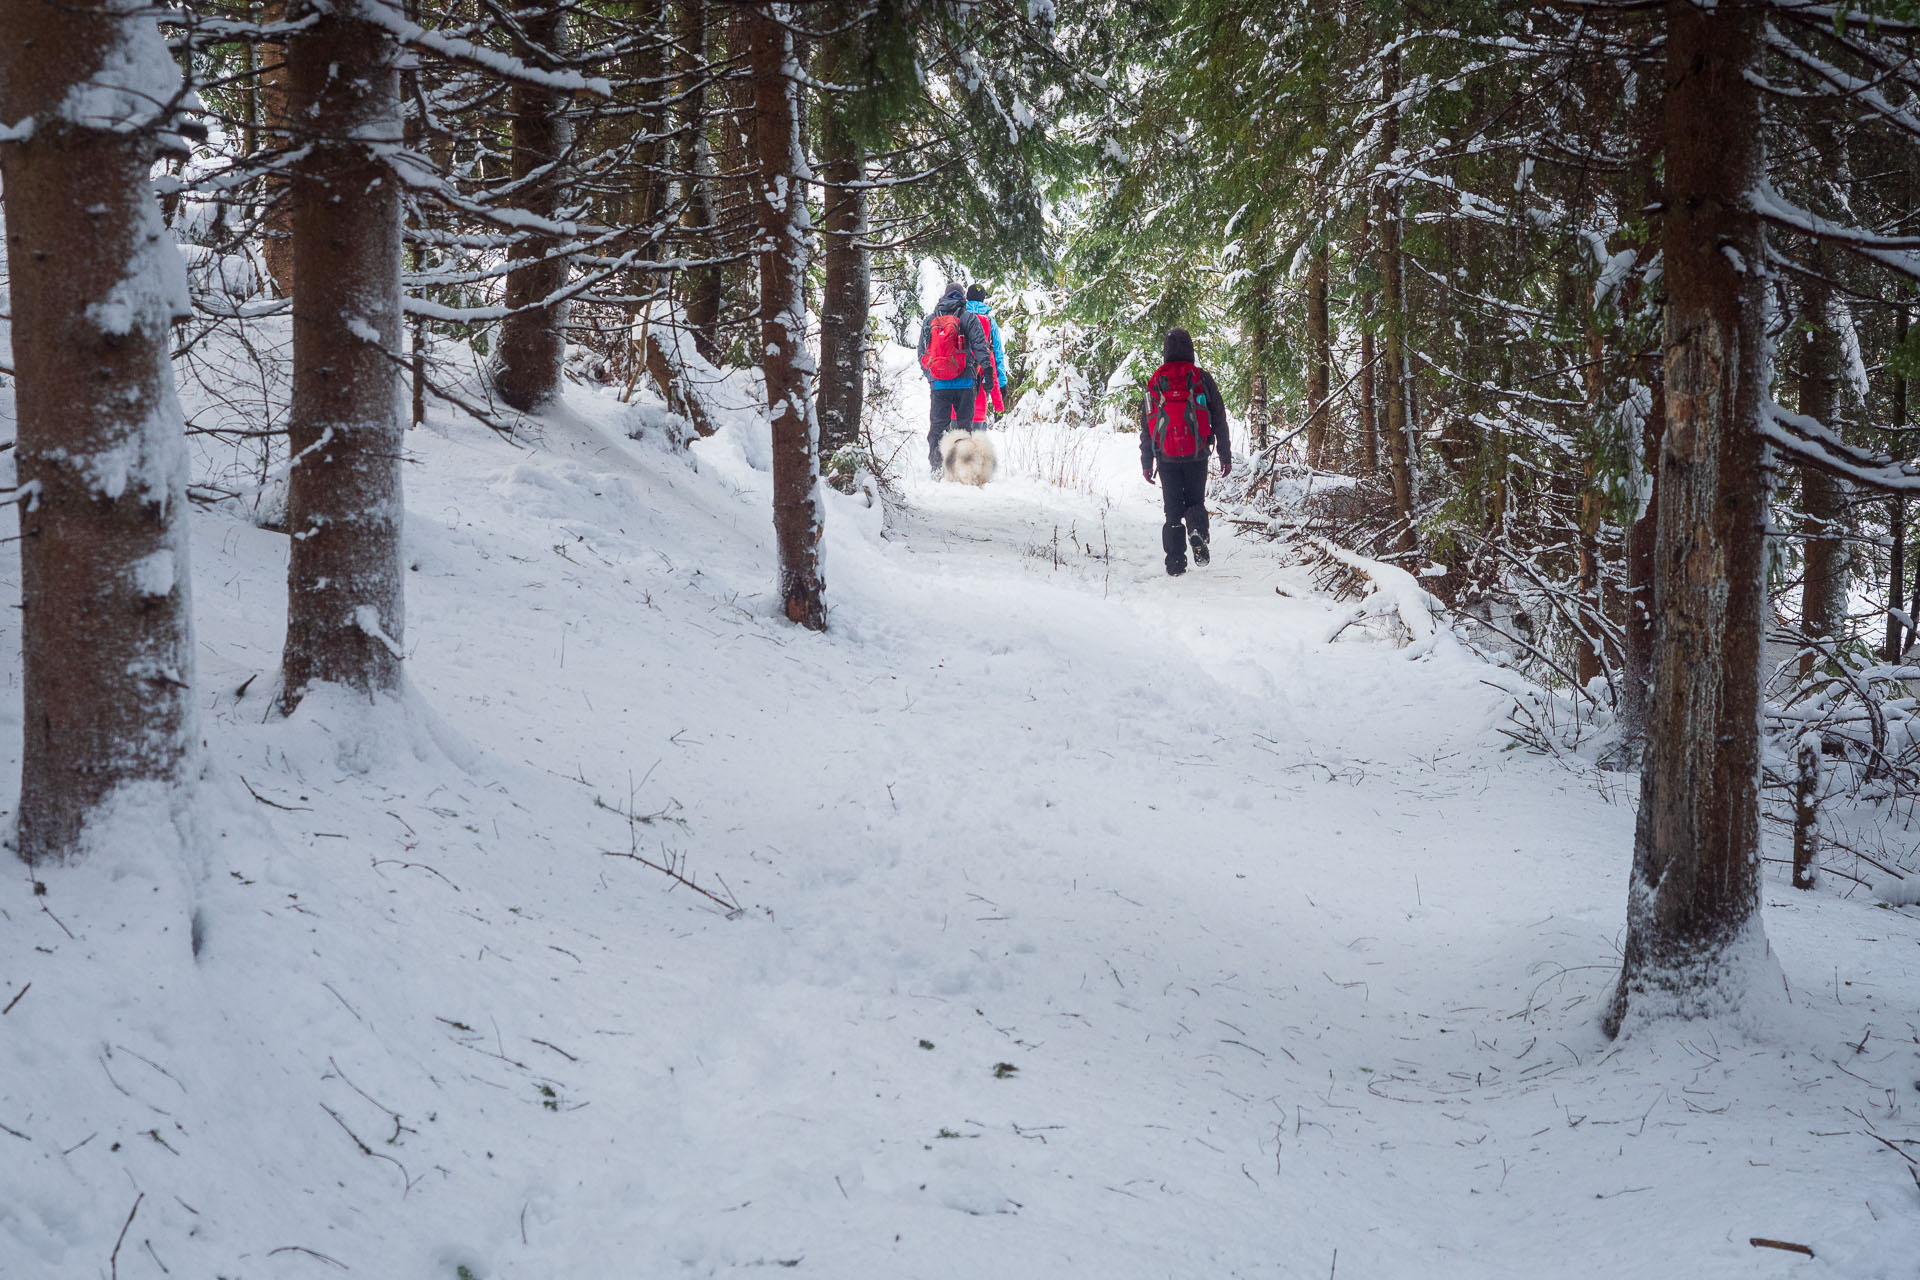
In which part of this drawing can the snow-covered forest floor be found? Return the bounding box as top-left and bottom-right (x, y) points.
(4, 344), (1920, 1279)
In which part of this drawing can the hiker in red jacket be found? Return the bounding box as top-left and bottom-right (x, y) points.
(918, 281), (995, 476)
(1140, 328), (1232, 576)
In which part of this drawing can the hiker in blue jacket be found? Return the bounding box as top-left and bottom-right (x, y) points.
(918, 281), (994, 476)
(965, 283), (1008, 423)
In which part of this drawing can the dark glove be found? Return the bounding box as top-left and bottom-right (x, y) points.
(1221, 458), (1233, 478)
(1143, 466), (1156, 484)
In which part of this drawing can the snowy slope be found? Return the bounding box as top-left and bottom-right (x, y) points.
(3, 347), (1919, 1280)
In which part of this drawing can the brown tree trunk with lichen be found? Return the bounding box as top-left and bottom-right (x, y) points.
(3, 0), (199, 865)
(1605, 0), (1768, 1038)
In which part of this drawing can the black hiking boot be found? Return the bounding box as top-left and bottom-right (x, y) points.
(1191, 535), (1210, 567)
(1166, 560), (1187, 577)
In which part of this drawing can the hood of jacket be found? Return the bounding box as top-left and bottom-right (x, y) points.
(965, 300), (994, 317)
(934, 286), (969, 316)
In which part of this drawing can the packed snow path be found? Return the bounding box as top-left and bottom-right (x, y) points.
(4, 387), (1919, 1279)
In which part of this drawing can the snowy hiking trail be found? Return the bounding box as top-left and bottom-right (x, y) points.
(4, 381), (1920, 1280)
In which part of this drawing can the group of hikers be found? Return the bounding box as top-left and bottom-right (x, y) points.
(917, 282), (1233, 577)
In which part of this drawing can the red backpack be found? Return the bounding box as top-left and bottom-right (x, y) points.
(1146, 360), (1212, 458)
(921, 313), (969, 380)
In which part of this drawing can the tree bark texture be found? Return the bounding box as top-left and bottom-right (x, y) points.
(1378, 52), (1416, 554)
(1358, 209), (1378, 475)
(3, 0), (199, 865)
(815, 105), (869, 461)
(1606, 0), (1768, 1037)
(1576, 328), (1607, 688)
(492, 4), (572, 412)
(1796, 258), (1845, 675)
(1618, 75), (1665, 754)
(1305, 186), (1332, 469)
(747, 2), (825, 629)
(1891, 308), (1911, 659)
(675, 0), (723, 362)
(279, 0), (406, 711)
(259, 0), (296, 297)
(1791, 733), (1820, 890)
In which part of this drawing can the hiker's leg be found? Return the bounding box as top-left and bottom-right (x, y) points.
(1160, 466), (1189, 573)
(928, 392), (955, 472)
(1184, 463), (1211, 546)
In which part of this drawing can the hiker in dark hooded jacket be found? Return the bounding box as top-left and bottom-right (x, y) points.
(1140, 328), (1232, 576)
(918, 281), (995, 476)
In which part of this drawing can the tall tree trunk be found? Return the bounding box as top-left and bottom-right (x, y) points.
(259, 0), (296, 297)
(3, 0), (198, 865)
(815, 104), (869, 462)
(627, 1), (671, 257)
(1360, 206), (1378, 475)
(676, 0), (723, 362)
(1305, 176), (1332, 469)
(1576, 328), (1607, 687)
(280, 0), (406, 711)
(1891, 307), (1912, 659)
(1618, 52), (1666, 754)
(748, 1), (825, 629)
(1605, 0), (1768, 1038)
(1247, 261), (1274, 451)
(1796, 255), (1845, 675)
(492, 4), (572, 412)
(1378, 51), (1416, 555)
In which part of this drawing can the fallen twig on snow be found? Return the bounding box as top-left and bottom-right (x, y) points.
(1749, 1238), (1814, 1258)
(110, 1193), (142, 1280)
(602, 847), (741, 914)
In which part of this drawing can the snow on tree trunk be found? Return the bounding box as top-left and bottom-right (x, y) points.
(1604, 0), (1770, 1037)
(2, 0), (199, 865)
(1621, 370), (1664, 750)
(748, 1), (825, 630)
(1796, 255), (1846, 675)
(1890, 307), (1911, 660)
(816, 110), (870, 463)
(493, 3), (572, 413)
(279, 0), (406, 712)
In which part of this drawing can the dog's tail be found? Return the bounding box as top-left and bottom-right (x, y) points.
(940, 429), (998, 487)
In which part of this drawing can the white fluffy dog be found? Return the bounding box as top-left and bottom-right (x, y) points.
(940, 428), (997, 486)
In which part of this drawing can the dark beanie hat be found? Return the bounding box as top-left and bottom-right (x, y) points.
(1163, 328), (1196, 363)
(967, 283), (988, 302)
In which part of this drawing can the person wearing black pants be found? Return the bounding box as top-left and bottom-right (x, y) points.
(919, 282), (994, 477)
(928, 387), (973, 472)
(1140, 328), (1232, 576)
